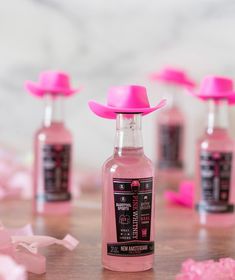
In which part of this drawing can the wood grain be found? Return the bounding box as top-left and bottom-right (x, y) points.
(0, 192), (235, 280)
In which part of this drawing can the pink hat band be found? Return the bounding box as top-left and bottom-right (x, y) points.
(88, 85), (166, 119)
(188, 76), (235, 102)
(25, 71), (81, 98)
(150, 67), (195, 88)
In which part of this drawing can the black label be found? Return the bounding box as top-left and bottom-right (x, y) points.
(197, 151), (234, 213)
(108, 177), (154, 257)
(107, 241), (154, 257)
(158, 124), (183, 169)
(42, 144), (71, 202)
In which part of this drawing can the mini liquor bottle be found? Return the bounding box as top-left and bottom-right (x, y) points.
(25, 71), (80, 215)
(88, 85), (166, 271)
(190, 76), (235, 226)
(150, 67), (195, 190)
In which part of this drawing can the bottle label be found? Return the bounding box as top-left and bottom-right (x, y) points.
(158, 124), (183, 169)
(197, 151), (234, 213)
(107, 241), (154, 257)
(42, 144), (71, 202)
(107, 177), (154, 257)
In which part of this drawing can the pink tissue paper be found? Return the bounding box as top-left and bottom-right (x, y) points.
(0, 254), (27, 280)
(176, 258), (235, 280)
(0, 222), (79, 275)
(0, 146), (101, 200)
(0, 148), (32, 200)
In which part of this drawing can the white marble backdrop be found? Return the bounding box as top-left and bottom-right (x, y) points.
(0, 0), (235, 175)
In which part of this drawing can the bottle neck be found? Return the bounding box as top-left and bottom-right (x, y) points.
(162, 84), (181, 108)
(43, 94), (64, 127)
(206, 99), (229, 134)
(114, 114), (143, 156)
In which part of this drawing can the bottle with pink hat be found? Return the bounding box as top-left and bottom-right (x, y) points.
(88, 85), (166, 271)
(189, 76), (235, 226)
(25, 71), (80, 215)
(150, 67), (196, 191)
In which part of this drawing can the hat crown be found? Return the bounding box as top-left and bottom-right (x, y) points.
(200, 76), (233, 96)
(107, 85), (150, 110)
(150, 66), (195, 88)
(39, 71), (70, 90)
(161, 67), (186, 80)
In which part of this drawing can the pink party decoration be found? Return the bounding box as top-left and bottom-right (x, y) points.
(164, 180), (194, 208)
(25, 71), (81, 98)
(0, 254), (27, 280)
(88, 85), (166, 119)
(176, 258), (235, 280)
(150, 67), (196, 87)
(188, 76), (235, 101)
(0, 148), (32, 200)
(0, 222), (79, 275)
(0, 145), (82, 201)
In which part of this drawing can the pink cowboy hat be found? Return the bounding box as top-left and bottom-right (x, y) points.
(188, 76), (235, 101)
(88, 85), (166, 119)
(25, 70), (81, 98)
(150, 67), (196, 88)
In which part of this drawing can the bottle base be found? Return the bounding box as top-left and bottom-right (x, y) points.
(103, 261), (153, 272)
(198, 212), (235, 227)
(102, 254), (154, 272)
(34, 201), (71, 215)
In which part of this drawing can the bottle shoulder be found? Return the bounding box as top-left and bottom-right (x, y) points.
(158, 106), (185, 125)
(103, 153), (154, 177)
(35, 124), (72, 143)
(197, 130), (234, 152)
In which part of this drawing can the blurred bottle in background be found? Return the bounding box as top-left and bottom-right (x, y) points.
(150, 67), (196, 191)
(25, 71), (80, 215)
(189, 76), (235, 227)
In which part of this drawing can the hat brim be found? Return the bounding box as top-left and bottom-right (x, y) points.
(88, 99), (166, 119)
(150, 74), (196, 88)
(188, 89), (235, 101)
(25, 81), (80, 98)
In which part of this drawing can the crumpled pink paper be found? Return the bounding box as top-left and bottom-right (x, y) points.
(0, 146), (101, 200)
(0, 222), (79, 275)
(0, 148), (32, 200)
(0, 254), (27, 280)
(176, 258), (235, 280)
(164, 180), (194, 208)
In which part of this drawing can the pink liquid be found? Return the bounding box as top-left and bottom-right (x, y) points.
(195, 128), (235, 226)
(156, 106), (185, 190)
(102, 147), (155, 272)
(33, 122), (72, 215)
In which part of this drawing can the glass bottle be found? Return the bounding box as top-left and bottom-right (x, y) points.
(33, 94), (72, 214)
(102, 113), (155, 271)
(195, 99), (235, 226)
(157, 85), (185, 190)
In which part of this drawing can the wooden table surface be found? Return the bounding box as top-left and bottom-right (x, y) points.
(1, 192), (235, 280)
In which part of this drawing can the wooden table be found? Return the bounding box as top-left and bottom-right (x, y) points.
(1, 192), (235, 280)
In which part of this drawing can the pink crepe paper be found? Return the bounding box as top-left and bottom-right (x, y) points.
(0, 146), (102, 200)
(176, 258), (235, 280)
(0, 254), (27, 280)
(164, 180), (194, 208)
(0, 222), (79, 275)
(0, 148), (32, 200)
